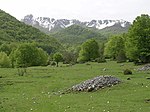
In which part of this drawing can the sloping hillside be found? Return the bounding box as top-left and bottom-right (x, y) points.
(0, 9), (63, 53)
(99, 23), (129, 36)
(50, 25), (106, 46)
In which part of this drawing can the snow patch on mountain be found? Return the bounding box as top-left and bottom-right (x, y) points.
(22, 14), (131, 31)
(65, 20), (74, 27)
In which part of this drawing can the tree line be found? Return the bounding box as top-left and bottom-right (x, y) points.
(105, 14), (150, 64)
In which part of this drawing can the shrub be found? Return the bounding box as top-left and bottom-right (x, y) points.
(0, 52), (11, 68)
(50, 61), (56, 66)
(95, 57), (106, 63)
(17, 68), (27, 76)
(124, 69), (132, 75)
(53, 53), (63, 67)
(13, 43), (48, 67)
(116, 50), (126, 63)
(63, 51), (77, 64)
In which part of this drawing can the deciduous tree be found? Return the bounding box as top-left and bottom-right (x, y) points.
(104, 35), (126, 62)
(78, 39), (99, 62)
(0, 52), (11, 68)
(53, 52), (63, 67)
(126, 14), (150, 63)
(13, 43), (48, 67)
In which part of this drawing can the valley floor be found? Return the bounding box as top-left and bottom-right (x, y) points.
(0, 61), (150, 112)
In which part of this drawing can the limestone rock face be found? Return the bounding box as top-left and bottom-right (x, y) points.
(22, 15), (131, 32)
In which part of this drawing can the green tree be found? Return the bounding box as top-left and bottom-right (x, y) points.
(13, 43), (48, 67)
(53, 52), (63, 67)
(0, 52), (11, 68)
(78, 39), (100, 62)
(36, 48), (48, 66)
(14, 43), (38, 67)
(126, 14), (150, 63)
(63, 51), (74, 64)
(0, 43), (11, 55)
(0, 43), (17, 55)
(104, 35), (126, 62)
(96, 43), (106, 63)
(9, 49), (15, 68)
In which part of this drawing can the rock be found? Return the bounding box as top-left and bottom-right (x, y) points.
(127, 78), (131, 80)
(102, 68), (107, 71)
(146, 77), (150, 80)
(138, 64), (150, 71)
(120, 64), (124, 66)
(124, 69), (132, 75)
(70, 76), (121, 92)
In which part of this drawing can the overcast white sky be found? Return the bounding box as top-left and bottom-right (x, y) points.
(0, 0), (150, 22)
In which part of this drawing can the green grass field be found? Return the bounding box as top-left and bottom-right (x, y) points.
(0, 61), (150, 112)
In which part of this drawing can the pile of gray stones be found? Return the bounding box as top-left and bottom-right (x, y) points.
(70, 76), (121, 92)
(137, 64), (150, 71)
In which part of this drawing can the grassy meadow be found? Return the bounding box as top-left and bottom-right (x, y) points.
(0, 61), (150, 112)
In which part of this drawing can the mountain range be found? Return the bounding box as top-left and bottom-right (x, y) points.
(0, 9), (132, 53)
(21, 14), (131, 33)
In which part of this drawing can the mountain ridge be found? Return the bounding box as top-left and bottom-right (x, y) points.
(22, 14), (131, 33)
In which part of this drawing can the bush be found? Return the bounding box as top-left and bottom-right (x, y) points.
(116, 50), (126, 63)
(13, 43), (48, 67)
(95, 57), (106, 63)
(50, 61), (56, 66)
(63, 51), (77, 64)
(133, 60), (143, 65)
(0, 52), (11, 68)
(17, 68), (27, 76)
(124, 69), (132, 75)
(53, 52), (63, 67)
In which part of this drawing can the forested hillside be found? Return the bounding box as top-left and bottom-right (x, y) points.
(50, 25), (106, 46)
(99, 24), (129, 37)
(0, 9), (63, 54)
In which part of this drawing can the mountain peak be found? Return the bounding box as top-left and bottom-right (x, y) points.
(21, 14), (131, 32)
